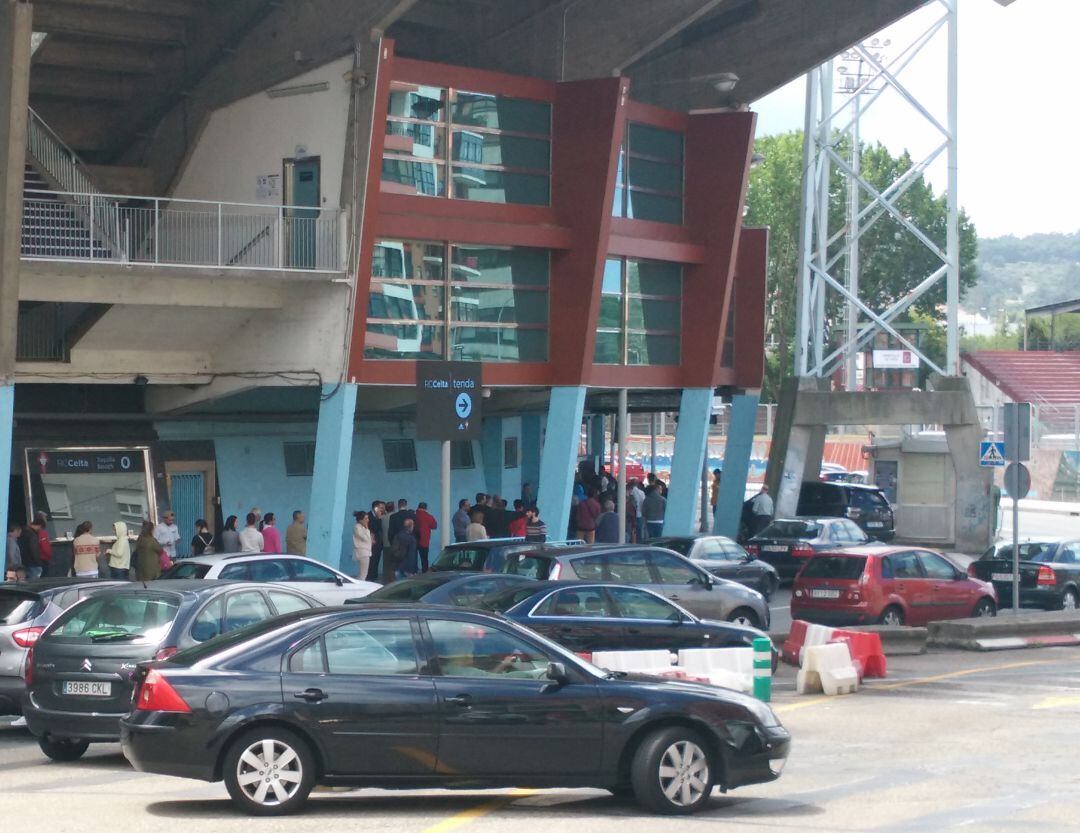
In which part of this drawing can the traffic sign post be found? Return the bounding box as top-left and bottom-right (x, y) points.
(1003, 402), (1032, 615)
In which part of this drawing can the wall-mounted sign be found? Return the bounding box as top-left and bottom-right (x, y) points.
(31, 448), (146, 474)
(416, 363), (482, 441)
(256, 173), (281, 199)
(872, 349), (920, 369)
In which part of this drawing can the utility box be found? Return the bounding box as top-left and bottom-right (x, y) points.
(867, 435), (955, 544)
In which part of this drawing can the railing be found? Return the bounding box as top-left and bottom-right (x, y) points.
(26, 107), (100, 197)
(22, 190), (343, 273)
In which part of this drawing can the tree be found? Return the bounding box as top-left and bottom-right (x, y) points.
(744, 131), (979, 399)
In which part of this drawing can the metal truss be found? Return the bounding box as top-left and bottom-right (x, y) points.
(794, 0), (959, 383)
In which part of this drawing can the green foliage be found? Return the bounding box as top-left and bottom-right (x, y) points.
(968, 232), (1080, 313)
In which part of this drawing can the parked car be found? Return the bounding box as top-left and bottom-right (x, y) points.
(161, 553), (380, 605)
(346, 572), (538, 607)
(120, 605), (790, 815)
(746, 518), (872, 581)
(481, 581), (776, 662)
(969, 538), (1080, 610)
(797, 481), (895, 541)
(791, 547), (997, 627)
(430, 538), (583, 573)
(0, 578), (126, 715)
(499, 545), (770, 629)
(649, 536), (779, 599)
(23, 580), (320, 760)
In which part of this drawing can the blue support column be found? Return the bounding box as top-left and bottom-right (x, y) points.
(714, 391), (760, 537)
(538, 387), (586, 541)
(663, 388), (714, 536)
(307, 384), (358, 568)
(0, 385), (12, 551)
(520, 414), (542, 505)
(481, 417), (504, 499)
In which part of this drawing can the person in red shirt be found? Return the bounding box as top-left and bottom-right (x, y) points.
(509, 499), (528, 539)
(34, 513), (53, 577)
(414, 502), (438, 573)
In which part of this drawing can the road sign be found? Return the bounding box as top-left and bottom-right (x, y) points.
(1003, 402), (1031, 462)
(1004, 462), (1031, 500)
(979, 441), (1006, 468)
(416, 362), (482, 441)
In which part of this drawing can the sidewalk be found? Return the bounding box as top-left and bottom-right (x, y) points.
(1001, 497), (1080, 517)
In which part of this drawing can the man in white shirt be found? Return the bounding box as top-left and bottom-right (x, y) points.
(750, 485), (775, 536)
(630, 480), (646, 542)
(238, 512), (264, 553)
(153, 511), (181, 561)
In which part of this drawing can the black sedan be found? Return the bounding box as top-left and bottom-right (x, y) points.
(649, 536), (780, 599)
(121, 605), (789, 816)
(970, 539), (1080, 610)
(745, 518), (872, 581)
(480, 581), (775, 659)
(346, 571), (537, 606)
(23, 580), (319, 760)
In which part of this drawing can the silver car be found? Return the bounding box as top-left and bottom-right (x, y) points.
(0, 578), (126, 715)
(499, 544), (770, 629)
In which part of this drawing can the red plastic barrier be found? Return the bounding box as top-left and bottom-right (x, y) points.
(576, 652), (592, 664)
(781, 620), (809, 667)
(829, 630), (887, 679)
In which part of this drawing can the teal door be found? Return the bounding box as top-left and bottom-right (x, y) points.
(284, 157), (320, 269)
(169, 472), (204, 559)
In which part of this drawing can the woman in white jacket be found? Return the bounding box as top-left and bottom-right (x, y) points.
(107, 520), (131, 580)
(352, 511), (373, 581)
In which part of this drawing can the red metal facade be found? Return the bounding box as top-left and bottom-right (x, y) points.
(346, 43), (762, 389)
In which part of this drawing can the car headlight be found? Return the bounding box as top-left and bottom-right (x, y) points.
(744, 698), (780, 728)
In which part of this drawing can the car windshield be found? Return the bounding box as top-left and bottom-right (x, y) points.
(432, 547), (488, 570)
(501, 554), (555, 578)
(364, 578), (446, 602)
(758, 521), (821, 540)
(0, 592), (38, 625)
(653, 539), (692, 556)
(161, 561), (212, 579)
(475, 585), (545, 613)
(45, 593), (180, 645)
(984, 543), (1057, 563)
(167, 610), (320, 666)
(801, 556), (867, 580)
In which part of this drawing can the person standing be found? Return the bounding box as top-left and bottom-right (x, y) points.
(414, 502), (438, 572)
(33, 513), (53, 577)
(352, 511), (373, 581)
(381, 496), (395, 552)
(261, 512), (282, 554)
(392, 518), (419, 578)
(466, 511), (488, 542)
(575, 488), (602, 544)
(595, 500), (620, 544)
(72, 521), (101, 578)
(367, 501), (385, 582)
(5, 522), (23, 581)
(285, 510), (307, 556)
(750, 484), (774, 536)
(630, 479), (646, 542)
(524, 507), (547, 543)
(470, 493), (490, 534)
(191, 520), (216, 556)
(508, 500), (528, 538)
(135, 520), (165, 581)
(19, 520), (43, 580)
(153, 511), (181, 563)
(238, 512), (263, 553)
(220, 516), (241, 553)
(452, 499), (471, 543)
(107, 521), (131, 580)
(710, 468), (722, 510)
(642, 485), (667, 540)
(625, 483), (639, 542)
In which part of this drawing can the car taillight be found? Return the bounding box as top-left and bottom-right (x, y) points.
(745, 544), (759, 556)
(136, 669), (191, 713)
(967, 562), (978, 578)
(1037, 566), (1056, 587)
(791, 544), (814, 559)
(548, 563), (562, 580)
(24, 645), (34, 686)
(153, 646), (178, 661)
(12, 627), (44, 648)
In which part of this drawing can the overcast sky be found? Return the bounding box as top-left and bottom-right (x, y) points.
(751, 0), (1079, 240)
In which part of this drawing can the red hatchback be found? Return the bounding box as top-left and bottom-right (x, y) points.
(791, 546), (997, 627)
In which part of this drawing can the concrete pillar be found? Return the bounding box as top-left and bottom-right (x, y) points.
(307, 384), (358, 569)
(0, 2), (32, 378)
(766, 376), (828, 519)
(714, 391), (760, 537)
(481, 417), (504, 499)
(538, 386), (586, 541)
(0, 384), (13, 546)
(937, 375), (994, 552)
(664, 388), (714, 536)
(520, 414), (542, 506)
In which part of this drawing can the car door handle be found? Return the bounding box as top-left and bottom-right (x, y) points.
(669, 595), (681, 601)
(444, 694), (472, 707)
(293, 688), (327, 703)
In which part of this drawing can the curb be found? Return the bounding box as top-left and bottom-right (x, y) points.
(970, 634), (1080, 651)
(772, 626), (927, 656)
(927, 610), (1080, 651)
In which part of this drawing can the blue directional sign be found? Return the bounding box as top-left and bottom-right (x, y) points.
(979, 441), (1006, 468)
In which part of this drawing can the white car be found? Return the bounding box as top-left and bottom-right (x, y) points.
(161, 554), (380, 605)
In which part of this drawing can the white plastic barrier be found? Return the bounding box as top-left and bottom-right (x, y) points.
(796, 642), (859, 696)
(799, 624), (838, 665)
(676, 648), (754, 693)
(591, 650), (674, 675)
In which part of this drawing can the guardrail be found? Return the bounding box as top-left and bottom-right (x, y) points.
(22, 190), (343, 273)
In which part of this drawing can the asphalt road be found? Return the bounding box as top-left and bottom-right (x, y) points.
(1001, 508), (1080, 541)
(4, 646), (1080, 833)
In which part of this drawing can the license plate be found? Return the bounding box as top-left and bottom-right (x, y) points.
(867, 521), (884, 528)
(63, 681), (111, 697)
(762, 545), (788, 552)
(992, 573), (1015, 582)
(810, 589), (840, 599)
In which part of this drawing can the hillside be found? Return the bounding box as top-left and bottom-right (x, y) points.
(968, 231), (1080, 312)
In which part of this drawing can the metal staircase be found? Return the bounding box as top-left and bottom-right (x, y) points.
(22, 163), (112, 259)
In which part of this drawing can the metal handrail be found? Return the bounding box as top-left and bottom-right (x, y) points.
(26, 107), (100, 198)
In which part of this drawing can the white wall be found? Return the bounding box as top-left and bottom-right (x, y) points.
(961, 360), (1011, 410)
(172, 56), (353, 208)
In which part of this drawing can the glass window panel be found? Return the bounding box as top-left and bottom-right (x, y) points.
(428, 618), (551, 678)
(385, 120), (446, 159)
(612, 186), (625, 218)
(373, 240), (444, 280)
(368, 280), (444, 323)
(627, 332), (679, 365)
(450, 326), (548, 363)
(593, 330), (622, 364)
(628, 123), (683, 163)
(627, 157), (682, 194)
(627, 297), (680, 331)
(452, 93), (551, 135)
(365, 322), (445, 360)
(450, 246), (549, 286)
(324, 619), (419, 676)
(381, 158), (445, 197)
(625, 190), (683, 224)
(451, 441), (475, 470)
(627, 259), (681, 295)
(598, 295), (622, 329)
(452, 132), (550, 172)
(387, 84), (446, 121)
(451, 287), (548, 325)
(451, 167), (550, 205)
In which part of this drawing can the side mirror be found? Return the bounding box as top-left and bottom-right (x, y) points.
(545, 662), (570, 685)
(334, 576), (345, 587)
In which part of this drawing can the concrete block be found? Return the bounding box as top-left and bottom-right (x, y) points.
(591, 649), (674, 675)
(676, 647), (754, 692)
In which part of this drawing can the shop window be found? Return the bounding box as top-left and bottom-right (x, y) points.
(451, 441), (475, 470)
(612, 122), (684, 224)
(283, 442), (316, 476)
(594, 257), (681, 366)
(504, 437), (519, 469)
(383, 439), (418, 472)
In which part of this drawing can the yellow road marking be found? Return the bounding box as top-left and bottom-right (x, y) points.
(421, 789), (538, 833)
(1033, 695), (1080, 710)
(869, 659), (1051, 691)
(775, 696), (831, 714)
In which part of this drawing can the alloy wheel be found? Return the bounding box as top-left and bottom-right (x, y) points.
(657, 740), (710, 807)
(882, 609), (902, 626)
(1063, 591), (1077, 611)
(235, 738), (304, 806)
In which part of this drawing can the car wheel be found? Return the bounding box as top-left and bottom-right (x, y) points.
(631, 727), (714, 815)
(972, 598), (996, 618)
(39, 736), (89, 762)
(727, 607), (761, 629)
(879, 606), (904, 626)
(1061, 589), (1078, 611)
(224, 727), (316, 816)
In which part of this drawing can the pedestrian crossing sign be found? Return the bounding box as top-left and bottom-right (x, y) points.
(979, 441), (1006, 467)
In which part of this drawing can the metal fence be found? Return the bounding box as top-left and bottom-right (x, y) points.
(21, 190), (343, 273)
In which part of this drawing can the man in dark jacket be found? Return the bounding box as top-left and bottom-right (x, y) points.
(367, 500), (385, 581)
(388, 499), (416, 543)
(391, 518), (419, 580)
(19, 522), (43, 580)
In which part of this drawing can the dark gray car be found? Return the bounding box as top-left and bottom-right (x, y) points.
(649, 536), (780, 599)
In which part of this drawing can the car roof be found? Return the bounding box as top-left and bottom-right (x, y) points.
(514, 544), (662, 558)
(803, 481), (884, 492)
(0, 577), (119, 594)
(85, 579), (285, 597)
(443, 538), (528, 550)
(807, 545), (911, 558)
